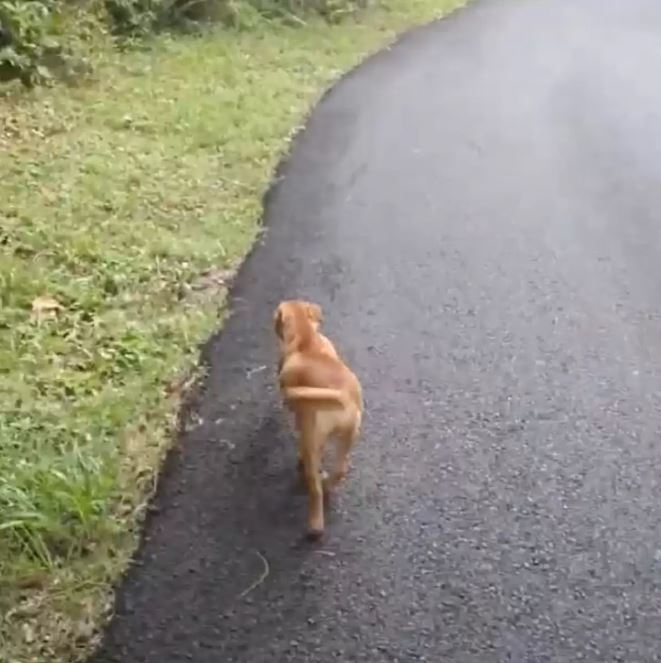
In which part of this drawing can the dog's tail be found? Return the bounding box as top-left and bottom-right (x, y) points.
(283, 386), (348, 407)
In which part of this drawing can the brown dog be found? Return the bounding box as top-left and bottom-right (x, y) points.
(274, 300), (363, 539)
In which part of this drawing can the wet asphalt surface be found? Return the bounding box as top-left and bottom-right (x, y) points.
(92, 0), (661, 661)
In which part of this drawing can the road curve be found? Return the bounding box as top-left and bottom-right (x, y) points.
(92, 1), (661, 661)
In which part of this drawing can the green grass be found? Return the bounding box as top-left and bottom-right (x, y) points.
(0, 1), (465, 660)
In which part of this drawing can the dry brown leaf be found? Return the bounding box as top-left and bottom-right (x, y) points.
(31, 296), (64, 322)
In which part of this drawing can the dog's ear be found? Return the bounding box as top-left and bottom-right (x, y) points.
(273, 305), (285, 339)
(304, 302), (323, 324)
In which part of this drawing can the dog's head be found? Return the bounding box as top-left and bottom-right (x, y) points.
(273, 300), (323, 356)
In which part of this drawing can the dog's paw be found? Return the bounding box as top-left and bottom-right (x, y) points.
(306, 527), (324, 541)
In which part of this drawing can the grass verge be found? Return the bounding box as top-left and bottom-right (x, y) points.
(0, 1), (465, 660)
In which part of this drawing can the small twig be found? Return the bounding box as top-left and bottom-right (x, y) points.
(287, 13), (307, 26)
(238, 550), (270, 599)
(246, 364), (267, 378)
(218, 174), (253, 191)
(314, 550), (336, 557)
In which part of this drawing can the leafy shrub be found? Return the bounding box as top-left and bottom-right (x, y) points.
(102, 0), (371, 36)
(279, 0), (370, 22)
(170, 0), (371, 26)
(0, 0), (57, 86)
(0, 0), (373, 85)
(104, 0), (164, 35)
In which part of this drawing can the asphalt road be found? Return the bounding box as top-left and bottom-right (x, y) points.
(92, 1), (661, 661)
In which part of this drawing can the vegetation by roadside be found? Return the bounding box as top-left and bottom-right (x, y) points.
(0, 0), (464, 661)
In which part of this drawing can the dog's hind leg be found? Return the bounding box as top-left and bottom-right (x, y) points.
(325, 419), (359, 492)
(299, 418), (326, 539)
(296, 429), (326, 485)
